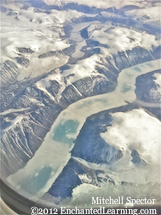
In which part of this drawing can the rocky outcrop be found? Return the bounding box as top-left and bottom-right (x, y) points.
(38, 45), (75, 58)
(0, 60), (19, 87)
(1, 45), (160, 177)
(46, 105), (133, 199)
(135, 69), (161, 120)
(16, 47), (34, 54)
(131, 150), (148, 167)
(15, 57), (29, 68)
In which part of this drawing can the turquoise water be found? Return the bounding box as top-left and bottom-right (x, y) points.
(19, 166), (53, 194)
(77, 100), (96, 109)
(146, 62), (153, 67)
(133, 66), (141, 72)
(134, 66), (141, 72)
(7, 59), (160, 200)
(52, 120), (79, 147)
(121, 83), (132, 93)
(78, 98), (109, 109)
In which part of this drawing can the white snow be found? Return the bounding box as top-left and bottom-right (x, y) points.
(149, 73), (161, 102)
(91, 26), (159, 55)
(2, 0), (161, 206)
(0, 108), (30, 116)
(70, 109), (161, 207)
(7, 59), (161, 200)
(149, 87), (161, 102)
(0, 5), (83, 80)
(1, 1), (160, 83)
(7, 141), (71, 199)
(125, 7), (161, 22)
(35, 80), (56, 101)
(62, 54), (102, 83)
(153, 73), (161, 87)
(3, 115), (24, 133)
(44, 0), (147, 10)
(35, 72), (66, 102)
(101, 109), (160, 169)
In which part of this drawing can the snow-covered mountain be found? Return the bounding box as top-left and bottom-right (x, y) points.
(0, 0), (161, 209)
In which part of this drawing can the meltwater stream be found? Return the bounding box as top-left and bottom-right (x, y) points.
(7, 59), (161, 205)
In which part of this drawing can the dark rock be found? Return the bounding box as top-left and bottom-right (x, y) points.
(15, 57), (29, 68)
(17, 47), (34, 54)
